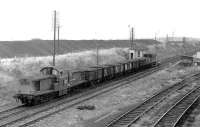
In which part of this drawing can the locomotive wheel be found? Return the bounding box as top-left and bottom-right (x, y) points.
(90, 81), (96, 87)
(31, 99), (37, 105)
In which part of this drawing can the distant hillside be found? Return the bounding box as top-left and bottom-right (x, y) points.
(0, 39), (160, 58)
(157, 37), (200, 44)
(134, 39), (160, 45)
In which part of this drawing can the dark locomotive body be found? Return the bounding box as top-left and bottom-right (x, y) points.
(14, 53), (157, 105)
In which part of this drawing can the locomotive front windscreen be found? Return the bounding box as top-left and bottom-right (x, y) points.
(40, 67), (60, 76)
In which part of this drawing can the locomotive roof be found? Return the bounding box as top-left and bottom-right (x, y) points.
(40, 66), (61, 72)
(21, 74), (57, 81)
(41, 66), (91, 73)
(34, 75), (57, 81)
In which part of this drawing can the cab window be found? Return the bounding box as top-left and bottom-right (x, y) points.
(41, 68), (52, 75)
(52, 69), (59, 75)
(40, 67), (59, 76)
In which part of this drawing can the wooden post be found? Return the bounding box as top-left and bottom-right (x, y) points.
(57, 25), (60, 54)
(53, 10), (56, 66)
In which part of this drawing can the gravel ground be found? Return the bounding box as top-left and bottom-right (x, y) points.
(25, 65), (200, 127)
(132, 91), (182, 127)
(182, 96), (200, 127)
(189, 107), (200, 127)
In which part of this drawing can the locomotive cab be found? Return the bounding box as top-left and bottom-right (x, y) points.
(40, 66), (61, 90)
(14, 66), (62, 105)
(40, 66), (60, 76)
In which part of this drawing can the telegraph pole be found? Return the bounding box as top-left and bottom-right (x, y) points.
(57, 25), (60, 54)
(131, 27), (134, 49)
(96, 36), (99, 81)
(53, 10), (56, 66)
(172, 31), (175, 41)
(96, 43), (99, 66)
(129, 26), (131, 49)
(128, 25), (132, 49)
(166, 34), (169, 43)
(182, 37), (186, 54)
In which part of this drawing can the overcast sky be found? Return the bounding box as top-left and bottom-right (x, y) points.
(0, 0), (200, 40)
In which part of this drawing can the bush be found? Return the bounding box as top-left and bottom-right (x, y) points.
(0, 47), (127, 88)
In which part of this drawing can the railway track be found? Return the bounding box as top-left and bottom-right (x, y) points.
(105, 73), (200, 127)
(153, 86), (200, 127)
(0, 106), (25, 121)
(0, 55), (184, 127)
(0, 65), (166, 126)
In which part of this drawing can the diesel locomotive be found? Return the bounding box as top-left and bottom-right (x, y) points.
(14, 53), (157, 105)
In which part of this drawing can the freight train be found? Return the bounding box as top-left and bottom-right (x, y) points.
(14, 53), (157, 106)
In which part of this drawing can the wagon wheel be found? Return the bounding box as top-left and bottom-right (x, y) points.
(90, 81), (96, 87)
(31, 99), (38, 105)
